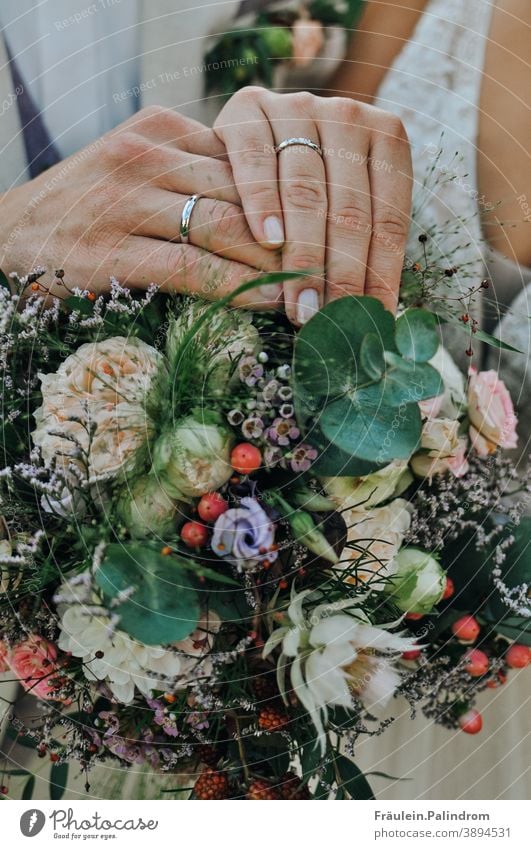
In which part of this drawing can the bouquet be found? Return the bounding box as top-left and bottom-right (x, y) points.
(0, 254), (529, 801)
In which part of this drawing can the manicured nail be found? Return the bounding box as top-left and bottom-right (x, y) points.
(296, 289), (319, 324)
(260, 283), (283, 301)
(263, 215), (284, 246)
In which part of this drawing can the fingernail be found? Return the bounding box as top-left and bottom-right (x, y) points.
(296, 289), (319, 324)
(263, 215), (284, 246)
(260, 283), (283, 301)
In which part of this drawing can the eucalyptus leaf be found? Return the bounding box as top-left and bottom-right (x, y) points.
(320, 392), (422, 464)
(360, 333), (385, 379)
(95, 543), (200, 645)
(395, 308), (440, 362)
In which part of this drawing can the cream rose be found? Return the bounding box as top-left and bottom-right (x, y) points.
(322, 460), (412, 511)
(33, 337), (165, 482)
(338, 499), (413, 587)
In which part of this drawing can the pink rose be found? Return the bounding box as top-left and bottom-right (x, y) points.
(10, 635), (65, 701)
(468, 368), (518, 454)
(0, 640), (9, 673)
(291, 19), (324, 68)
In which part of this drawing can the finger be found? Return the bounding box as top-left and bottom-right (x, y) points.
(271, 117), (327, 325)
(97, 236), (284, 309)
(134, 190), (281, 272)
(214, 89), (285, 249)
(117, 105), (229, 159)
(318, 102), (372, 303)
(365, 115), (412, 313)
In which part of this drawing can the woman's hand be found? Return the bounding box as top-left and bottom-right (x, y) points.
(0, 106), (282, 308)
(214, 87), (413, 322)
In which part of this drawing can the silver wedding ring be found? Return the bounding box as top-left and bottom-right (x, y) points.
(275, 137), (323, 157)
(180, 193), (201, 243)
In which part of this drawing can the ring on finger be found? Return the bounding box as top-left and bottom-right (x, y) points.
(275, 137), (323, 157)
(180, 193), (201, 243)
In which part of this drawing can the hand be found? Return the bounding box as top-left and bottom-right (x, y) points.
(0, 106), (282, 308)
(214, 87), (413, 322)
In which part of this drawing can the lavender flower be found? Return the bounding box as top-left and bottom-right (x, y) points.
(268, 417), (300, 446)
(211, 496), (278, 570)
(238, 356), (263, 386)
(290, 444), (318, 473)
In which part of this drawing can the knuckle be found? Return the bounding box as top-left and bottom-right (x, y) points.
(239, 143), (271, 169)
(331, 203), (372, 238)
(289, 90), (317, 116)
(105, 131), (149, 167)
(328, 96), (362, 125)
(284, 178), (327, 212)
(371, 213), (409, 252)
(213, 202), (246, 243)
(245, 183), (279, 212)
(285, 249), (323, 273)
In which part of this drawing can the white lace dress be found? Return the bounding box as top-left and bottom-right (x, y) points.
(352, 0), (531, 800)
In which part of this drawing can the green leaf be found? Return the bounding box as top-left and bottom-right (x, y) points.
(50, 762), (69, 800)
(470, 329), (522, 354)
(294, 296), (396, 401)
(335, 755), (375, 800)
(309, 432), (387, 477)
(0, 268), (11, 291)
(395, 308), (440, 362)
(320, 392), (422, 464)
(382, 355), (443, 405)
(22, 775), (35, 800)
(95, 543), (200, 645)
(64, 295), (94, 316)
(360, 333), (385, 379)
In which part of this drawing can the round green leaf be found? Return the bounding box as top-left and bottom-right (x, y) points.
(293, 296), (396, 402)
(360, 333), (385, 379)
(395, 308), (440, 362)
(95, 543), (200, 645)
(319, 391), (422, 464)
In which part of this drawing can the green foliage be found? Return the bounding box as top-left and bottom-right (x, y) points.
(293, 296), (443, 475)
(334, 754), (375, 799)
(50, 762), (69, 800)
(95, 543), (200, 645)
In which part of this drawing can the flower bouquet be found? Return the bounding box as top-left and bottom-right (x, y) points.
(0, 259), (529, 801)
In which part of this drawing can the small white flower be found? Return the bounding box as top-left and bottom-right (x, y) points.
(264, 591), (416, 751)
(56, 576), (220, 704)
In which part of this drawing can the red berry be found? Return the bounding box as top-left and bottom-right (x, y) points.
(463, 648), (489, 677)
(506, 644), (530, 669)
(181, 521), (209, 548)
(442, 576), (454, 600)
(50, 753), (60, 763)
(230, 443), (262, 475)
(458, 708), (483, 734)
(246, 778), (281, 800)
(451, 615), (480, 643)
(197, 492), (229, 522)
(405, 612), (424, 621)
(193, 767), (230, 800)
(258, 705), (290, 732)
(402, 648), (421, 661)
(0, 786), (8, 795)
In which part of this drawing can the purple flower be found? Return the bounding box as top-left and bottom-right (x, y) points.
(211, 496), (278, 569)
(268, 417), (300, 446)
(290, 444), (318, 473)
(264, 446), (285, 469)
(238, 356), (263, 386)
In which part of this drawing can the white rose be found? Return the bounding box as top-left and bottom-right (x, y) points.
(153, 415), (233, 499)
(338, 498), (413, 588)
(322, 460), (412, 511)
(423, 345), (466, 420)
(117, 474), (184, 538)
(388, 547), (445, 613)
(420, 418), (460, 455)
